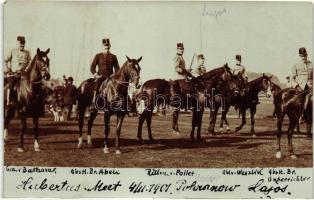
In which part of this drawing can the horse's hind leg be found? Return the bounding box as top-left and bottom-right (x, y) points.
(18, 111), (26, 152)
(137, 112), (146, 142)
(78, 104), (86, 148)
(196, 110), (203, 141)
(287, 116), (298, 159)
(33, 116), (41, 152)
(103, 111), (111, 154)
(4, 107), (14, 141)
(146, 111), (154, 142)
(276, 113), (284, 159)
(172, 109), (180, 134)
(250, 107), (257, 137)
(87, 109), (98, 147)
(115, 113), (125, 154)
(190, 109), (197, 141)
(235, 108), (246, 132)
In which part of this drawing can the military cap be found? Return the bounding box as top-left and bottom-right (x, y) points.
(17, 36), (25, 44)
(197, 54), (205, 60)
(68, 77), (74, 82)
(177, 43), (184, 49)
(102, 38), (111, 46)
(299, 47), (307, 56)
(235, 54), (241, 61)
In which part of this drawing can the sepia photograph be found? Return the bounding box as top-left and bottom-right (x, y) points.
(2, 0), (313, 198)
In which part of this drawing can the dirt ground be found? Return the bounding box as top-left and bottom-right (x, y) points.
(4, 101), (313, 168)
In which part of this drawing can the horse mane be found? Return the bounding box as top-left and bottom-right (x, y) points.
(112, 60), (128, 79)
(199, 64), (229, 80)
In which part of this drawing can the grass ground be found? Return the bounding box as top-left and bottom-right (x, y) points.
(4, 101), (313, 168)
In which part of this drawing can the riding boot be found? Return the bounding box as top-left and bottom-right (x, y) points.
(90, 90), (98, 111)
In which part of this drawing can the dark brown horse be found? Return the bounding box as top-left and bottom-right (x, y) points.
(273, 85), (312, 159)
(76, 56), (142, 154)
(136, 64), (238, 141)
(4, 48), (51, 152)
(231, 74), (273, 136)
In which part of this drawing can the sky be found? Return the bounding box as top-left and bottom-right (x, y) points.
(4, 1), (313, 85)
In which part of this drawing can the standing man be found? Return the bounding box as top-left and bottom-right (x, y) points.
(63, 77), (77, 120)
(290, 47), (313, 111)
(4, 36), (31, 106)
(174, 43), (192, 80)
(195, 54), (207, 76)
(90, 38), (120, 110)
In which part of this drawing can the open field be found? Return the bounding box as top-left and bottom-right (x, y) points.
(4, 100), (313, 168)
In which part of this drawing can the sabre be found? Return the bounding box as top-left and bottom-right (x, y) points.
(189, 53), (196, 72)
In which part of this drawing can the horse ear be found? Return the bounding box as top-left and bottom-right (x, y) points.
(126, 55), (131, 62)
(137, 56), (142, 63)
(262, 73), (265, 77)
(45, 48), (50, 54)
(269, 75), (273, 79)
(37, 48), (40, 54)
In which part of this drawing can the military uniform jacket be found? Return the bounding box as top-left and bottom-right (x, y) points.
(90, 52), (120, 78)
(63, 84), (77, 105)
(291, 60), (313, 89)
(174, 54), (186, 78)
(195, 64), (207, 76)
(233, 64), (246, 78)
(4, 48), (31, 73)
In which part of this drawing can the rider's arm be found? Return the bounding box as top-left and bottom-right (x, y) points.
(290, 64), (297, 87)
(4, 50), (13, 74)
(174, 56), (182, 73)
(90, 54), (99, 76)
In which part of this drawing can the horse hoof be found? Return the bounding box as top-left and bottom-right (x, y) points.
(235, 127), (240, 132)
(276, 151), (282, 159)
(103, 148), (110, 154)
(87, 143), (93, 148)
(115, 149), (122, 154)
(77, 143), (83, 149)
(34, 147), (41, 152)
(172, 130), (180, 135)
(17, 147), (25, 153)
(252, 134), (257, 138)
(3, 129), (8, 141)
(226, 127), (231, 132)
(290, 155), (297, 159)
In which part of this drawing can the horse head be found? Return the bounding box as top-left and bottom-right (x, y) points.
(229, 74), (246, 97)
(27, 48), (51, 82)
(120, 56), (142, 89)
(262, 73), (273, 98)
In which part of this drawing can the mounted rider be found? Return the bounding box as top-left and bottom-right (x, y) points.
(174, 43), (193, 80)
(90, 38), (120, 110)
(4, 36), (31, 106)
(194, 54), (207, 76)
(290, 47), (313, 111)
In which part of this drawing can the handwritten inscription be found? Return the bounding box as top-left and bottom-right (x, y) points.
(202, 5), (227, 20)
(146, 169), (195, 177)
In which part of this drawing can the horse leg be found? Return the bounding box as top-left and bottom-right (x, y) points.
(115, 113), (125, 154)
(4, 107), (14, 142)
(146, 111), (154, 142)
(190, 108), (196, 141)
(276, 113), (284, 159)
(235, 108), (246, 132)
(78, 104), (86, 148)
(219, 110), (225, 134)
(86, 109), (98, 147)
(103, 111), (111, 154)
(172, 109), (180, 134)
(250, 107), (257, 137)
(196, 110), (203, 141)
(223, 105), (231, 133)
(33, 116), (41, 152)
(137, 111), (146, 142)
(208, 109), (218, 136)
(287, 116), (298, 159)
(18, 111), (26, 152)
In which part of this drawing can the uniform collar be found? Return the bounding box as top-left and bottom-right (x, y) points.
(176, 53), (183, 56)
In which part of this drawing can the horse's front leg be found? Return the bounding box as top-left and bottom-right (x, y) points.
(137, 111), (146, 142)
(146, 111), (154, 142)
(235, 107), (246, 132)
(115, 113), (125, 154)
(4, 107), (15, 142)
(18, 111), (27, 152)
(275, 112), (284, 159)
(103, 111), (111, 153)
(86, 109), (98, 147)
(190, 108), (196, 141)
(77, 103), (86, 148)
(208, 109), (218, 136)
(172, 109), (180, 134)
(250, 107), (257, 137)
(33, 116), (41, 152)
(287, 116), (298, 159)
(196, 109), (204, 141)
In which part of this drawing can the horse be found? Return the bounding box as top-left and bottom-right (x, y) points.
(76, 56), (142, 153)
(226, 74), (272, 136)
(136, 63), (239, 141)
(216, 75), (247, 133)
(3, 48), (51, 152)
(273, 85), (312, 159)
